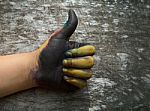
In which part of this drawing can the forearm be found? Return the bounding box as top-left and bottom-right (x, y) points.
(0, 51), (38, 97)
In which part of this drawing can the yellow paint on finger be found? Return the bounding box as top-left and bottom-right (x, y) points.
(64, 77), (87, 89)
(63, 68), (92, 79)
(66, 45), (96, 57)
(63, 56), (95, 68)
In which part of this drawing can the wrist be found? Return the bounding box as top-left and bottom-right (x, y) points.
(0, 52), (40, 97)
(27, 51), (40, 88)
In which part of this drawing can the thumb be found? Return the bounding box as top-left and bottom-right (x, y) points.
(53, 9), (78, 41)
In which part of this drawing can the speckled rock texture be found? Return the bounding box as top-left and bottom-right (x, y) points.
(0, 0), (150, 111)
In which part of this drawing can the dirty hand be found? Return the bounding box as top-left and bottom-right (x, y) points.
(34, 9), (95, 90)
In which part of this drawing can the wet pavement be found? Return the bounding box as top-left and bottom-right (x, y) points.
(0, 0), (150, 111)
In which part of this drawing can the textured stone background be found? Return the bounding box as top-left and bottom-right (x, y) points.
(0, 0), (150, 111)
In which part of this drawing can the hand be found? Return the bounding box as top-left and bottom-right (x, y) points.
(34, 9), (95, 90)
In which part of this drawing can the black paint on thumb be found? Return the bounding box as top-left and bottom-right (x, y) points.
(55, 9), (78, 40)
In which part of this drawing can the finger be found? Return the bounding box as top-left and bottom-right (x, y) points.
(63, 56), (95, 69)
(65, 41), (90, 50)
(65, 45), (96, 57)
(63, 68), (92, 79)
(64, 76), (87, 89)
(51, 9), (78, 41)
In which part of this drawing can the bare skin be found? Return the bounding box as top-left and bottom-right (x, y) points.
(0, 51), (38, 97)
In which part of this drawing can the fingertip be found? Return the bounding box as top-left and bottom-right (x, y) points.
(62, 9), (78, 40)
(90, 45), (96, 54)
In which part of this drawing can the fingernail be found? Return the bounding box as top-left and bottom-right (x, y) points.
(63, 76), (69, 81)
(63, 60), (68, 65)
(63, 68), (67, 72)
(65, 51), (72, 57)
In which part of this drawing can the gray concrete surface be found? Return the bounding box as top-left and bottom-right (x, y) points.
(0, 0), (150, 111)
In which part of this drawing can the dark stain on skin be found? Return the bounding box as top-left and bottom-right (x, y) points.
(34, 9), (79, 89)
